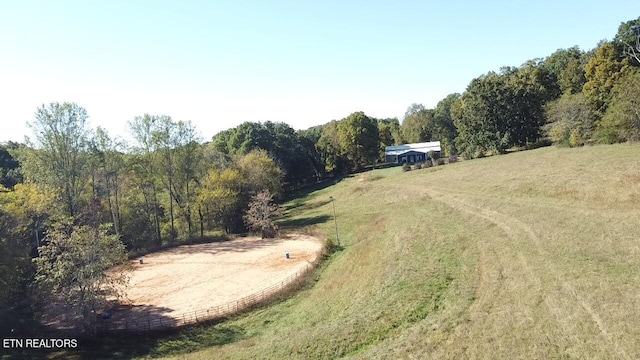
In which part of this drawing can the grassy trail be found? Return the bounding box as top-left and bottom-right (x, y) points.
(82, 144), (639, 360)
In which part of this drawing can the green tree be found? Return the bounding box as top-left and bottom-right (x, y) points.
(91, 127), (125, 235)
(598, 68), (640, 142)
(33, 225), (127, 333)
(25, 102), (91, 217)
(558, 58), (588, 95)
(0, 196), (35, 312)
(544, 46), (584, 80)
(197, 168), (242, 234)
(0, 143), (22, 189)
(237, 149), (284, 197)
(614, 17), (640, 66)
(377, 117), (403, 160)
(583, 42), (629, 114)
(545, 93), (597, 147)
(316, 120), (347, 174)
(401, 104), (436, 143)
(544, 46), (588, 95)
(128, 114), (164, 244)
(433, 93), (461, 155)
(297, 126), (324, 180)
(169, 121), (201, 238)
(337, 112), (379, 170)
(211, 121), (316, 186)
(453, 64), (553, 158)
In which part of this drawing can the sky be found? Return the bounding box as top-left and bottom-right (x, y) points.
(0, 0), (637, 143)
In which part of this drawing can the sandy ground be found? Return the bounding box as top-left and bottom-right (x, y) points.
(44, 234), (323, 329)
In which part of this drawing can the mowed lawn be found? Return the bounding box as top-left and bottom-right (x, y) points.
(151, 144), (639, 359)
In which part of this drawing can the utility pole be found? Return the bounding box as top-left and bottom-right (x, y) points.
(330, 196), (339, 246)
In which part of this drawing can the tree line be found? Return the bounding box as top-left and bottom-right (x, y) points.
(0, 15), (638, 334)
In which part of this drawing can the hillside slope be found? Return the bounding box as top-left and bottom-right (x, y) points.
(175, 144), (640, 359)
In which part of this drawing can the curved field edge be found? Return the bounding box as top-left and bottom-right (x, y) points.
(51, 144), (640, 359)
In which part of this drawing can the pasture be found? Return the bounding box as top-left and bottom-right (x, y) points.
(57, 144), (640, 359)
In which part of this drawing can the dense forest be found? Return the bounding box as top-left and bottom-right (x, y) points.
(0, 17), (638, 334)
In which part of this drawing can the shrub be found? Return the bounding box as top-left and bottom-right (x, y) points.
(435, 158), (445, 166)
(402, 163), (411, 172)
(427, 150), (440, 163)
(413, 163), (423, 170)
(448, 154), (458, 164)
(424, 160), (433, 168)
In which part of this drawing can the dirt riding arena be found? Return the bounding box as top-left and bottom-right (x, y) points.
(43, 234), (323, 331)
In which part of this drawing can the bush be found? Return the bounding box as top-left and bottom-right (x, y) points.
(424, 160), (433, 168)
(427, 150), (440, 163)
(448, 154), (458, 164)
(402, 163), (411, 172)
(413, 163), (423, 170)
(435, 158), (445, 166)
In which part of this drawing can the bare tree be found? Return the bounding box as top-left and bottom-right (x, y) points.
(243, 190), (281, 239)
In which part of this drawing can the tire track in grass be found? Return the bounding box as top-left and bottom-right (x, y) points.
(425, 187), (630, 360)
(382, 182), (547, 358)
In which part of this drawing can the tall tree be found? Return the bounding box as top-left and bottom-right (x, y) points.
(337, 112), (379, 170)
(558, 58), (588, 95)
(614, 17), (640, 66)
(152, 116), (179, 240)
(128, 114), (163, 244)
(598, 68), (640, 142)
(544, 46), (587, 95)
(433, 93), (461, 155)
(316, 120), (347, 174)
(171, 121), (201, 238)
(91, 127), (125, 235)
(25, 103), (91, 217)
(197, 168), (242, 234)
(401, 104), (436, 143)
(583, 42), (629, 114)
(453, 64), (553, 158)
(297, 126), (324, 181)
(237, 149), (284, 197)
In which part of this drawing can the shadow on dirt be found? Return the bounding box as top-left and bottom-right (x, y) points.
(133, 236), (291, 258)
(97, 303), (178, 334)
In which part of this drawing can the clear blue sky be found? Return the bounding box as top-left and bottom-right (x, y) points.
(0, 0), (637, 143)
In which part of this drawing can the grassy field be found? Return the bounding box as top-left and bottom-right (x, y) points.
(43, 144), (640, 359)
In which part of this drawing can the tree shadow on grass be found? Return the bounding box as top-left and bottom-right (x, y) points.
(277, 214), (331, 228)
(283, 175), (350, 202)
(66, 322), (247, 360)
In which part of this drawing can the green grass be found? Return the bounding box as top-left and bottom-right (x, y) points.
(46, 144), (640, 359)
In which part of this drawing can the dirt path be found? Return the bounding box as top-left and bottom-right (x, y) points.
(44, 234), (323, 330)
